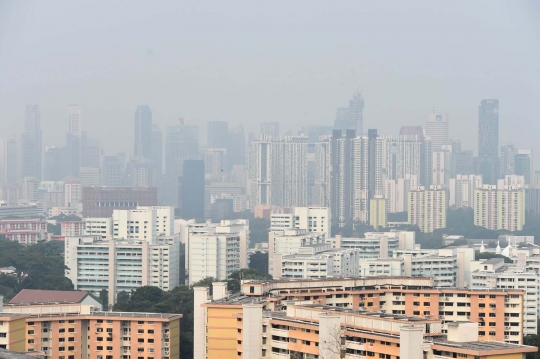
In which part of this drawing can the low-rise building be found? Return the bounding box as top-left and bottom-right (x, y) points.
(60, 221), (85, 237)
(83, 217), (112, 240)
(274, 243), (359, 279)
(0, 219), (47, 245)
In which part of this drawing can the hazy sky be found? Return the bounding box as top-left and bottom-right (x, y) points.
(1, 1), (539, 157)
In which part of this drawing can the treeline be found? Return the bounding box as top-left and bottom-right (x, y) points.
(0, 239), (73, 300)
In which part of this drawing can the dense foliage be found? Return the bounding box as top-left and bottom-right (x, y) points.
(0, 239), (73, 300)
(249, 251), (268, 276)
(249, 218), (270, 245)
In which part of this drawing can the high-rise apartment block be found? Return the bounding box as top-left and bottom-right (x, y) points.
(260, 122), (279, 137)
(65, 235), (179, 304)
(183, 219), (250, 284)
(474, 183), (526, 231)
(269, 206), (330, 236)
(369, 196), (387, 228)
(408, 185), (447, 232)
(249, 136), (307, 208)
(448, 174), (483, 208)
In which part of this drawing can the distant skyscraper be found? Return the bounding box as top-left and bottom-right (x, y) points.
(21, 105), (43, 180)
(333, 92), (364, 135)
(81, 131), (100, 168)
(180, 160), (205, 219)
(476, 100), (499, 184)
(0, 138), (18, 186)
(260, 122), (279, 138)
(101, 155), (125, 187)
(227, 125), (245, 169)
(207, 121), (228, 148)
(134, 105), (153, 159)
(165, 123), (199, 177)
(478, 99), (499, 157)
(68, 105), (82, 137)
(499, 144), (516, 178)
(349, 91), (364, 135)
(151, 125), (163, 175)
(515, 149), (533, 185)
(249, 135), (307, 208)
(425, 112), (448, 151)
(455, 150), (474, 175)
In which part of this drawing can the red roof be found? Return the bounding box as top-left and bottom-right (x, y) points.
(9, 289), (89, 305)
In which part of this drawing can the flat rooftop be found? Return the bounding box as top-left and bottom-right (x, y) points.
(298, 304), (433, 322)
(432, 337), (537, 352)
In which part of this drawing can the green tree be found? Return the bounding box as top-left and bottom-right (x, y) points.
(116, 291), (130, 304)
(249, 251), (268, 276)
(249, 218), (270, 245)
(227, 269), (271, 293)
(99, 289), (109, 310)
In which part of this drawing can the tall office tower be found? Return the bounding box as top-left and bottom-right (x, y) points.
(134, 105), (152, 159)
(478, 99), (499, 156)
(408, 185), (447, 233)
(455, 150), (474, 174)
(260, 122), (279, 137)
(349, 91), (364, 135)
(333, 92), (365, 135)
(180, 160), (205, 219)
(474, 184), (525, 231)
(425, 112), (448, 151)
(66, 132), (81, 177)
(249, 135), (308, 208)
(227, 125), (245, 169)
(80, 131), (100, 168)
(385, 174), (418, 213)
(67, 105), (82, 137)
(101, 155), (125, 187)
(207, 121), (228, 148)
(125, 159), (155, 187)
(313, 141), (330, 207)
(477, 99), (499, 184)
(500, 144), (516, 177)
(448, 174), (483, 208)
(515, 149), (533, 185)
(205, 148), (228, 181)
(151, 125), (163, 175)
(165, 122), (199, 177)
(21, 105), (42, 180)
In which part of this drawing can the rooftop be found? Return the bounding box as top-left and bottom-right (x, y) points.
(9, 289), (90, 305)
(432, 337), (537, 353)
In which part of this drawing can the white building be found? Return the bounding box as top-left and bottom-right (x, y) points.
(65, 235), (179, 305)
(270, 206), (330, 236)
(470, 257), (538, 336)
(395, 247), (474, 288)
(184, 219), (250, 284)
(268, 228), (326, 275)
(359, 258), (403, 277)
(112, 206), (174, 241)
(449, 174), (483, 208)
(84, 217), (113, 239)
(64, 178), (82, 207)
(408, 185), (447, 233)
(432, 150), (452, 185)
(274, 242), (359, 279)
(334, 231), (416, 259)
(384, 174), (418, 213)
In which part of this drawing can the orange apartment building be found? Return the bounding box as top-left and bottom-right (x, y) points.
(194, 283), (537, 359)
(24, 312), (181, 359)
(239, 277), (527, 344)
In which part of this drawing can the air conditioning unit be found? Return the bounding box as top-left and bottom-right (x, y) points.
(505, 326), (511, 330)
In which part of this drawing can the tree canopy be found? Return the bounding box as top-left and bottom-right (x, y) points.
(0, 239), (73, 300)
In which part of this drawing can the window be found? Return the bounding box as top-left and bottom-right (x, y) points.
(68, 337), (75, 342)
(59, 347), (66, 352)
(106, 328), (113, 333)
(97, 320), (103, 324)
(138, 329), (144, 334)
(28, 339), (34, 344)
(138, 339), (144, 343)
(97, 346), (103, 351)
(68, 347), (74, 351)
(0, 333), (6, 338)
(97, 337), (103, 342)
(107, 320), (113, 324)
(138, 348), (144, 352)
(148, 339), (154, 343)
(68, 328), (75, 333)
(107, 347), (113, 351)
(28, 330), (34, 335)
(138, 321), (144, 325)
(148, 329), (154, 334)
(59, 338), (66, 342)
(68, 320), (75, 324)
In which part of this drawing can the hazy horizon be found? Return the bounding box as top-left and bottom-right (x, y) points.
(1, 1), (539, 158)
